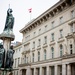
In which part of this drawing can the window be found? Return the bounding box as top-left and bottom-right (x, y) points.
(33, 31), (36, 37)
(27, 57), (28, 63)
(51, 47), (54, 58)
(51, 21), (54, 28)
(51, 66), (54, 75)
(70, 24), (74, 32)
(38, 39), (41, 46)
(38, 29), (41, 34)
(71, 10), (75, 18)
(60, 44), (63, 57)
(43, 67), (46, 75)
(14, 71), (15, 75)
(25, 35), (30, 41)
(70, 44), (73, 54)
(51, 33), (54, 41)
(25, 55), (26, 63)
(32, 53), (34, 62)
(18, 58), (20, 65)
(44, 36), (47, 44)
(44, 50), (46, 60)
(59, 65), (62, 75)
(19, 47), (21, 51)
(15, 59), (17, 68)
(17, 71), (18, 75)
(33, 42), (35, 48)
(38, 52), (40, 61)
(45, 25), (47, 31)
(60, 16), (63, 24)
(60, 29), (63, 38)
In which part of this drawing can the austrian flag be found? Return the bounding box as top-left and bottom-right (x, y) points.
(28, 8), (32, 13)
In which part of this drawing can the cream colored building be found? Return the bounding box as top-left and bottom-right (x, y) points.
(15, 0), (75, 75)
(13, 43), (22, 75)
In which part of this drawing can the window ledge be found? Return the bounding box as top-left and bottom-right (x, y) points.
(49, 41), (55, 46)
(42, 44), (48, 48)
(57, 38), (65, 43)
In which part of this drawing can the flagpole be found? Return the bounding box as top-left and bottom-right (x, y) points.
(30, 12), (32, 21)
(28, 8), (32, 21)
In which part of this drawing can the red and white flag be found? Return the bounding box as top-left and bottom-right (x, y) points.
(28, 8), (32, 13)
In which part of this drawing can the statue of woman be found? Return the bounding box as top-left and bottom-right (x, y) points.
(4, 8), (14, 31)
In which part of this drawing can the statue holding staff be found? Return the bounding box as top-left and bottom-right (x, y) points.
(4, 8), (14, 31)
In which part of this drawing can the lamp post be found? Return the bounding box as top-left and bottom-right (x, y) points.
(0, 7), (15, 75)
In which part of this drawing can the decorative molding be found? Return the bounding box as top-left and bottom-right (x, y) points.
(42, 43), (48, 48)
(50, 41), (55, 46)
(20, 0), (72, 33)
(57, 38), (65, 43)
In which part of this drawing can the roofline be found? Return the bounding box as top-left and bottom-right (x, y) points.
(19, 0), (66, 33)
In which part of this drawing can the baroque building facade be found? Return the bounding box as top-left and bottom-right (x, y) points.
(13, 0), (75, 75)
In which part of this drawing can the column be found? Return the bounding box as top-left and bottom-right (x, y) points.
(19, 69), (22, 75)
(34, 68), (36, 75)
(55, 65), (58, 75)
(26, 66), (31, 75)
(46, 66), (49, 75)
(40, 67), (42, 75)
(62, 64), (66, 75)
(67, 64), (71, 75)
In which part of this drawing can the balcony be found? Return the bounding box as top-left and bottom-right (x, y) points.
(66, 32), (75, 39)
(22, 49), (30, 54)
(18, 63), (31, 67)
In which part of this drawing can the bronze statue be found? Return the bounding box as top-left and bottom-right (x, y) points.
(5, 46), (15, 68)
(0, 43), (5, 68)
(4, 8), (14, 31)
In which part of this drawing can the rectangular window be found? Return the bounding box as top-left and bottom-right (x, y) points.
(44, 36), (47, 44)
(33, 42), (35, 48)
(43, 67), (46, 75)
(45, 25), (47, 32)
(31, 69), (34, 75)
(70, 44), (73, 54)
(17, 71), (18, 75)
(38, 52), (40, 61)
(60, 16), (63, 24)
(15, 59), (17, 68)
(25, 35), (30, 41)
(38, 39), (41, 46)
(51, 66), (54, 75)
(32, 53), (34, 62)
(71, 10), (75, 18)
(44, 50), (46, 60)
(51, 21), (54, 28)
(25, 56), (26, 63)
(60, 29), (63, 38)
(59, 65), (62, 75)
(33, 31), (36, 37)
(27, 57), (28, 63)
(18, 58), (20, 65)
(51, 47), (54, 58)
(51, 33), (54, 41)
(70, 24), (74, 32)
(38, 29), (41, 34)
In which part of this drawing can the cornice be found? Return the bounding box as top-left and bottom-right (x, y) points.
(20, 0), (72, 33)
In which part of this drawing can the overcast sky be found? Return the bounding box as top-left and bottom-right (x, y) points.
(0, 0), (59, 42)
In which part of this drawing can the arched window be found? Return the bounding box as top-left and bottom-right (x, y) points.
(38, 52), (40, 61)
(32, 53), (34, 62)
(60, 44), (63, 57)
(51, 47), (54, 58)
(44, 50), (46, 60)
(24, 55), (26, 63)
